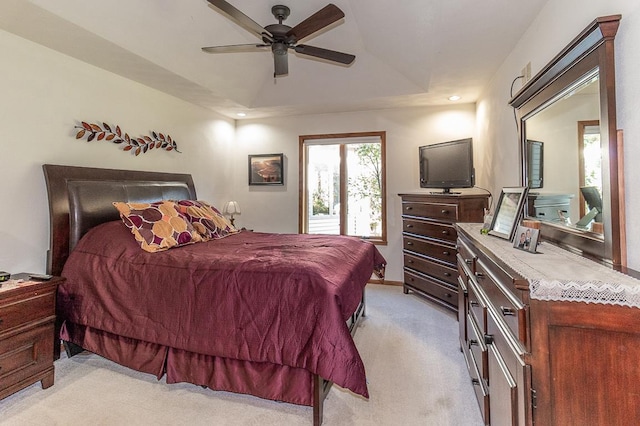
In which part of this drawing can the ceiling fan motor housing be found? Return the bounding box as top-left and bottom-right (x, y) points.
(264, 23), (296, 45)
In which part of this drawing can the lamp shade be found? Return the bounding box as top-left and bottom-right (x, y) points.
(223, 201), (241, 215)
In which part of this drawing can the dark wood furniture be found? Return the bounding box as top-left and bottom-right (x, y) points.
(457, 223), (640, 425)
(42, 164), (370, 426)
(510, 15), (624, 268)
(529, 296), (640, 425)
(399, 192), (488, 312)
(457, 226), (530, 425)
(0, 274), (63, 400)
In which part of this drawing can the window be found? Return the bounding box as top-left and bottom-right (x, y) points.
(299, 131), (386, 244)
(578, 120), (601, 216)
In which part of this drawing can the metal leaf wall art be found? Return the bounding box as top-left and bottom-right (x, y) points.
(74, 121), (181, 156)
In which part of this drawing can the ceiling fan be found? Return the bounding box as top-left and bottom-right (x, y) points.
(202, 1), (355, 77)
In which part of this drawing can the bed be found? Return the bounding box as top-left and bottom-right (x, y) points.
(43, 164), (385, 425)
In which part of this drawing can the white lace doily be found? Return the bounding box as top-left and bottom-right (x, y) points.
(458, 223), (640, 308)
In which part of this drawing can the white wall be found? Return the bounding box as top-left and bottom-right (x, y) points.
(0, 30), (235, 274)
(234, 105), (478, 281)
(5, 1), (639, 280)
(477, 0), (640, 270)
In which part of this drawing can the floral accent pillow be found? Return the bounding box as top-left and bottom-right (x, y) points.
(174, 200), (238, 241)
(113, 200), (203, 252)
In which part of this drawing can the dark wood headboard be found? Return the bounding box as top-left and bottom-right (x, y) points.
(43, 164), (197, 276)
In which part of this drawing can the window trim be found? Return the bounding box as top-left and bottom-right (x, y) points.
(298, 131), (387, 245)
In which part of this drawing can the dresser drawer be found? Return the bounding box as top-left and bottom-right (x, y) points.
(464, 321), (489, 423)
(403, 219), (457, 242)
(404, 253), (457, 285)
(402, 202), (459, 221)
(403, 236), (456, 266)
(457, 238), (477, 273)
(486, 308), (527, 426)
(467, 311), (487, 379)
(0, 322), (55, 386)
(0, 290), (56, 335)
(475, 259), (526, 345)
(467, 276), (487, 331)
(403, 270), (457, 308)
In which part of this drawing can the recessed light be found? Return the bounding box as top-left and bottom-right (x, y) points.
(236, 112), (247, 117)
(448, 95), (461, 101)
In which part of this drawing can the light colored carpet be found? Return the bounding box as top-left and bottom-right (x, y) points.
(0, 284), (483, 425)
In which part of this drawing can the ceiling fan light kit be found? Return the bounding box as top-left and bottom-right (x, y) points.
(202, 1), (355, 77)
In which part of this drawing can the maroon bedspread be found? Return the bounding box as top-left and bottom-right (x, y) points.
(59, 221), (385, 398)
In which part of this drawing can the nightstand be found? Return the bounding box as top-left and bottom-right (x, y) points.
(0, 273), (64, 400)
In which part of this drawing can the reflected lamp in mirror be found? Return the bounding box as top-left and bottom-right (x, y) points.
(223, 201), (241, 227)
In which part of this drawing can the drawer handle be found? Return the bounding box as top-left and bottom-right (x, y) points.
(464, 259), (472, 265)
(471, 378), (481, 386)
(444, 293), (452, 298)
(442, 251), (450, 256)
(469, 300), (479, 307)
(406, 224), (414, 229)
(407, 259), (414, 264)
(443, 272), (451, 277)
(501, 306), (516, 316)
(441, 209), (449, 215)
(468, 339), (478, 348)
(484, 334), (494, 345)
(475, 272), (485, 279)
(441, 230), (449, 235)
(407, 241), (414, 246)
(405, 206), (413, 211)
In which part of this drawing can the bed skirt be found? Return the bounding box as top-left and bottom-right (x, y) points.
(60, 322), (315, 406)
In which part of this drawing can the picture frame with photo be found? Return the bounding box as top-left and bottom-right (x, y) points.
(513, 225), (540, 253)
(488, 187), (529, 240)
(248, 153), (284, 186)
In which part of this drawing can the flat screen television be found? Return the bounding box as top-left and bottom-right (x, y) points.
(419, 138), (474, 193)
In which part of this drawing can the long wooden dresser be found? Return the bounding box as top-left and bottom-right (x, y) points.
(399, 192), (489, 312)
(456, 223), (640, 425)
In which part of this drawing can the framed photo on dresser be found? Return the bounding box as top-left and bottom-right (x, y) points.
(489, 187), (528, 241)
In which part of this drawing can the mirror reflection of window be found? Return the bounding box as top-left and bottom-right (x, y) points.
(578, 121), (602, 216)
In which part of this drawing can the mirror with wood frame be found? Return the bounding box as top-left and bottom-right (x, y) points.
(509, 15), (626, 269)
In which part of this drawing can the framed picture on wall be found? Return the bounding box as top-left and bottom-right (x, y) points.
(248, 153), (284, 185)
(489, 187), (529, 240)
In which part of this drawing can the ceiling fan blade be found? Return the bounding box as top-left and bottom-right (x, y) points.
(294, 45), (355, 65)
(202, 44), (270, 54)
(207, 0), (273, 41)
(286, 4), (345, 41)
(273, 52), (289, 76)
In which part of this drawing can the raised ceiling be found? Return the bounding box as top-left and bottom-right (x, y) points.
(0, 0), (547, 119)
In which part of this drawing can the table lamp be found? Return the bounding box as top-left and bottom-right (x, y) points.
(223, 201), (241, 226)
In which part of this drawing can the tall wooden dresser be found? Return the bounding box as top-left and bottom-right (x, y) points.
(399, 192), (489, 312)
